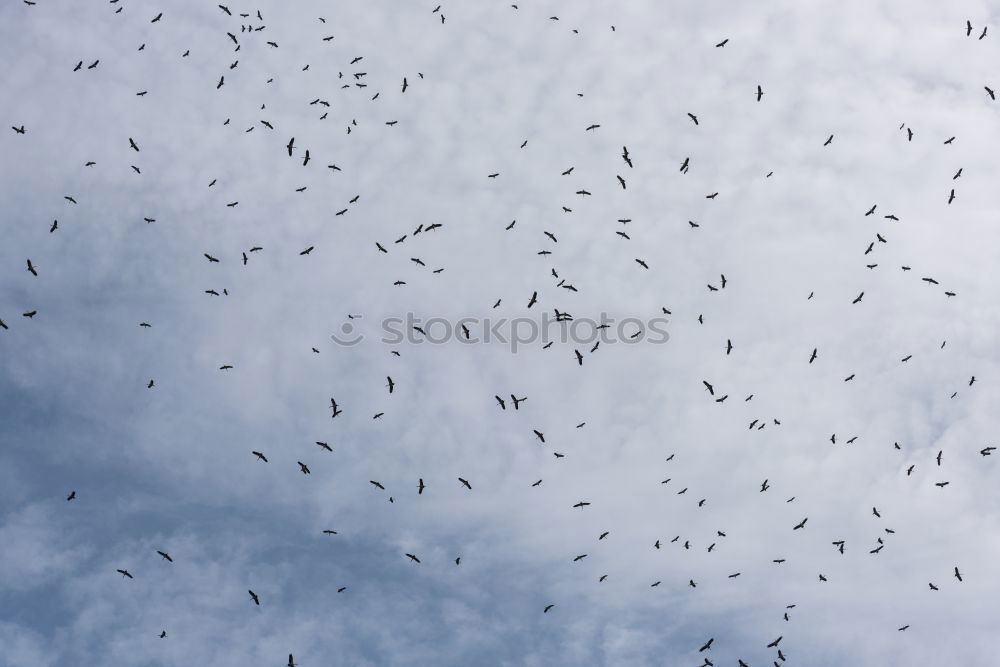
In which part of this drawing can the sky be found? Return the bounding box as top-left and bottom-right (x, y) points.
(2, 0), (1000, 665)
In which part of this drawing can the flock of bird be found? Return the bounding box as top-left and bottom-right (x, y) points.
(4, 2), (997, 665)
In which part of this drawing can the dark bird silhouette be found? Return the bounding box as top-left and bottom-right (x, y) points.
(297, 462), (311, 474)
(252, 451), (268, 462)
(458, 477), (471, 489)
(405, 553), (421, 563)
(117, 569), (133, 579)
(67, 490), (76, 501)
(248, 590), (259, 605)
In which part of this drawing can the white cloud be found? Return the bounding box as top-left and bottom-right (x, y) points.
(1, 0), (999, 664)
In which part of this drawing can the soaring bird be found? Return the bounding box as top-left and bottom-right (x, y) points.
(249, 590), (260, 605)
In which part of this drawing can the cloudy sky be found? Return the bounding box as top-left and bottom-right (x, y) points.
(3, 0), (1000, 665)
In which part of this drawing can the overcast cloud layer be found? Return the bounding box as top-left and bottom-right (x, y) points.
(2, 1), (1000, 666)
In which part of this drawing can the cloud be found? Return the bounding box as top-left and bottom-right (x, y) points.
(1, 0), (999, 665)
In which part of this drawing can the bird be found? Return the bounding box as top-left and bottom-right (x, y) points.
(297, 462), (311, 474)
(117, 569), (133, 579)
(11, 125), (25, 134)
(543, 604), (554, 613)
(249, 590), (260, 605)
(26, 259), (37, 276)
(418, 478), (425, 494)
(793, 517), (808, 530)
(405, 553), (421, 563)
(330, 398), (342, 417)
(156, 550), (173, 562)
(699, 638), (714, 652)
(756, 84), (763, 101)
(458, 477), (471, 489)
(252, 451), (268, 462)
